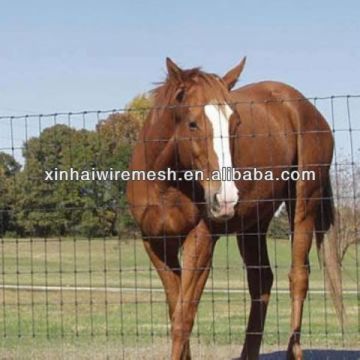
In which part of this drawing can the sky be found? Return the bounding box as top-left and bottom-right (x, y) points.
(0, 0), (359, 161)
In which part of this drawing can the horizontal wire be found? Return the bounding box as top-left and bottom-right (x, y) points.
(1, 94), (360, 120)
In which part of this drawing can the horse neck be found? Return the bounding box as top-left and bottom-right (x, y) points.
(137, 108), (177, 171)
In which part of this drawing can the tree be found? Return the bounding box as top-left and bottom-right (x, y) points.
(16, 125), (100, 236)
(331, 159), (360, 260)
(125, 93), (152, 124)
(12, 93), (152, 238)
(93, 92), (153, 236)
(0, 152), (21, 235)
(96, 113), (142, 235)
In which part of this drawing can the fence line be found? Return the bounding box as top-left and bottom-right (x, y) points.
(0, 94), (359, 358)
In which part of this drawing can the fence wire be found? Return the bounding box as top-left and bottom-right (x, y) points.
(0, 94), (359, 359)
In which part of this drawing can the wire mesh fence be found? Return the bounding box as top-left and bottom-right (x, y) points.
(0, 94), (359, 359)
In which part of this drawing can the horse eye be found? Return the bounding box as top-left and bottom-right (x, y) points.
(188, 121), (198, 130)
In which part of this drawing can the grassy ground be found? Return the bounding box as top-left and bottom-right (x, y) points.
(0, 236), (359, 359)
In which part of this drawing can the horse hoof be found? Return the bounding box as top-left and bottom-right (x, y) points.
(287, 343), (303, 360)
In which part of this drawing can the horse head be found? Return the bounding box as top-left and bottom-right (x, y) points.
(153, 57), (246, 222)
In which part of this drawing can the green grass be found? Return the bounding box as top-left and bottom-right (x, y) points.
(0, 236), (359, 359)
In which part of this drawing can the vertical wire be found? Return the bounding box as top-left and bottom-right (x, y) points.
(110, 108), (118, 347)
(249, 100), (257, 352)
(202, 101), (213, 348)
(300, 98), (311, 349)
(211, 105), (225, 346)
(315, 96), (326, 347)
(53, 113), (64, 347)
(9, 116), (21, 338)
(173, 102), (188, 353)
(279, 96), (296, 347)
(1, 203), (5, 339)
(11, 115), (21, 345)
(81, 111), (95, 340)
(317, 98), (330, 347)
(264, 98), (280, 350)
(225, 219), (231, 346)
(103, 231), (109, 339)
(310, 96), (327, 347)
(67, 113), (74, 343)
(284, 97), (294, 348)
(37, 114), (50, 341)
(117, 232), (125, 359)
(172, 102), (189, 354)
(112, 109), (125, 358)
(239, 215), (246, 349)
(88, 227), (94, 339)
(145, 106), (155, 356)
(24, 114), (35, 341)
(227, 106), (234, 350)
(96, 111), (110, 350)
(321, 99), (330, 347)
(30, 236), (35, 340)
(67, 112), (79, 341)
(320, 99), (330, 348)
(44, 221), (50, 340)
(132, 108), (140, 359)
(195, 103), (203, 346)
(187, 105), (201, 344)
(142, 105), (155, 356)
(54, 116), (65, 344)
(253, 101), (264, 352)
(0, 117), (7, 339)
(44, 202), (50, 338)
(145, 106), (155, 352)
(345, 96), (360, 338)
(10, 116), (21, 341)
(218, 103), (231, 347)
(329, 96), (343, 346)
(220, 104), (231, 343)
(306, 97), (321, 349)
(228, 102), (235, 349)
(282, 97), (294, 347)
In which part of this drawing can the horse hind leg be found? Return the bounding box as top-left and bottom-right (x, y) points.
(236, 226), (274, 360)
(286, 186), (321, 360)
(143, 237), (192, 360)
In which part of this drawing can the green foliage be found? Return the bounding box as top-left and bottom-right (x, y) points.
(0, 94), (163, 237)
(15, 125), (92, 236)
(96, 109), (144, 235)
(0, 152), (21, 235)
(6, 94), (154, 238)
(125, 93), (152, 123)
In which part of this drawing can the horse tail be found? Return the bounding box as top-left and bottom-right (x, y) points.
(315, 179), (345, 326)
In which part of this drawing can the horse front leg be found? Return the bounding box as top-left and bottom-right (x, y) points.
(171, 220), (216, 360)
(236, 229), (273, 360)
(143, 237), (192, 360)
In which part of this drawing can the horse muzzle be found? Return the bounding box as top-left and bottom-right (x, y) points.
(207, 186), (238, 222)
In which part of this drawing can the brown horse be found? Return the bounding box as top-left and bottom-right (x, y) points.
(126, 58), (342, 360)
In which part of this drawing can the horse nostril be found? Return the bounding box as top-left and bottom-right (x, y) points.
(212, 193), (221, 211)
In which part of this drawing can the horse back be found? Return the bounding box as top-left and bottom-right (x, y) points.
(227, 81), (334, 227)
(230, 80), (333, 168)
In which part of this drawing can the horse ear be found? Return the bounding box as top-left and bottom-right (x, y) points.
(166, 57), (183, 82)
(222, 57), (246, 90)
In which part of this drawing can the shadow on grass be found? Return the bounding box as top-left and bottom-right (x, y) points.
(260, 349), (360, 360)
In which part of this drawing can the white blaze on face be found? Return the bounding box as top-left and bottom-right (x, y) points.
(204, 104), (239, 210)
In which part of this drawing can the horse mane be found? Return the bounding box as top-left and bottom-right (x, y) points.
(151, 67), (229, 109)
(139, 67), (229, 168)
